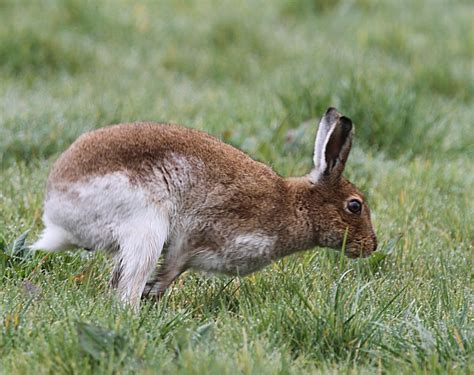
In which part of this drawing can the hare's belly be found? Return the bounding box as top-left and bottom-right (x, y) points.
(43, 172), (171, 251)
(189, 233), (277, 276)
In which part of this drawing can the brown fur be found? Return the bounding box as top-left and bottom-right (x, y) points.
(49, 123), (277, 187)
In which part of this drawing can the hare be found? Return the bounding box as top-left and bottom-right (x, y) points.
(32, 107), (377, 310)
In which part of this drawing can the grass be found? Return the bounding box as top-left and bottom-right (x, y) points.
(0, 0), (473, 373)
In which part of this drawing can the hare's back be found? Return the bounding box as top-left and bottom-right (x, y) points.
(48, 123), (276, 186)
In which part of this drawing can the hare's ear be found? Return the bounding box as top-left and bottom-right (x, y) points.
(310, 107), (353, 183)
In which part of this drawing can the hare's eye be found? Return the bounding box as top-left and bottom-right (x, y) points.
(347, 199), (362, 214)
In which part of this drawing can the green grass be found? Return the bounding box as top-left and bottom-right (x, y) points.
(0, 0), (473, 373)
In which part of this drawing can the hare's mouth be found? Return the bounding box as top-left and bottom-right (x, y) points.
(328, 239), (377, 259)
(343, 236), (378, 258)
(345, 250), (371, 259)
(345, 246), (377, 259)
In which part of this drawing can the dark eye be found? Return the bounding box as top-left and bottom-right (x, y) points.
(347, 199), (362, 214)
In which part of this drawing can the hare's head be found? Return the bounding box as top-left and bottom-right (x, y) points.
(306, 107), (377, 258)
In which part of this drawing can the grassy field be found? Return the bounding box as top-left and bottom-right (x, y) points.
(0, 0), (473, 373)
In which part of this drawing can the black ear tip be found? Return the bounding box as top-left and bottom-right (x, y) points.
(324, 107), (341, 125)
(339, 116), (353, 132)
(326, 107), (338, 115)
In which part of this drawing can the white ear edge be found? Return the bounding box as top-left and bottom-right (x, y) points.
(311, 107), (340, 183)
(311, 128), (334, 182)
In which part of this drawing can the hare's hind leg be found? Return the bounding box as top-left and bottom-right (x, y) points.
(111, 213), (169, 310)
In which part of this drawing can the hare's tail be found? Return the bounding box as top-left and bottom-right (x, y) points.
(30, 220), (77, 252)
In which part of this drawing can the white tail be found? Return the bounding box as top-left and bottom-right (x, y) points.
(30, 220), (76, 252)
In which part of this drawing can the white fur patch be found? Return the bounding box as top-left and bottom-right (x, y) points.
(189, 232), (277, 276)
(33, 172), (172, 310)
(234, 233), (275, 251)
(36, 173), (169, 251)
(230, 233), (276, 273)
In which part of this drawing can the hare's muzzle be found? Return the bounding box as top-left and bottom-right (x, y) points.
(346, 235), (377, 258)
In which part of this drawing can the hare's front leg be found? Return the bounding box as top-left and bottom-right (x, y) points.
(142, 240), (189, 300)
(111, 216), (169, 310)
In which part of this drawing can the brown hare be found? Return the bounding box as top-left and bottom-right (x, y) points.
(32, 107), (377, 310)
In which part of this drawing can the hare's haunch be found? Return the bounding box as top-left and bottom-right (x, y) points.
(32, 108), (377, 310)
